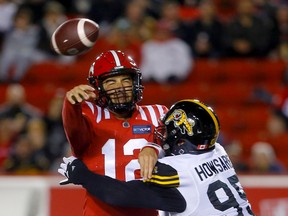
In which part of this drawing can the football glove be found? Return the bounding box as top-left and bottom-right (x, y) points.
(58, 156), (90, 185)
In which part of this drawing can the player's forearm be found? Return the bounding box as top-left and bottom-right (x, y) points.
(60, 158), (186, 212)
(81, 173), (186, 212)
(142, 142), (165, 158)
(62, 97), (83, 128)
(82, 174), (144, 207)
(62, 98), (92, 154)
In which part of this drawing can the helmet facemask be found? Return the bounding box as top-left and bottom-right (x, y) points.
(93, 69), (143, 118)
(87, 50), (143, 117)
(155, 120), (199, 156)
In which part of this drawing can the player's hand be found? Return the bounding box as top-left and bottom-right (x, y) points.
(138, 147), (157, 180)
(58, 156), (89, 185)
(66, 85), (97, 104)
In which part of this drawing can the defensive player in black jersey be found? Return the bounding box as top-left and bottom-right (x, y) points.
(59, 99), (254, 215)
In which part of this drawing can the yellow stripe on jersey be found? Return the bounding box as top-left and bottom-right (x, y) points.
(147, 179), (180, 186)
(151, 174), (179, 180)
(144, 174), (180, 187)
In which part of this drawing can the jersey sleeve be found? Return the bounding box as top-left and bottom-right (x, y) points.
(81, 168), (186, 212)
(140, 104), (168, 158)
(67, 159), (186, 212)
(144, 161), (180, 188)
(62, 98), (95, 156)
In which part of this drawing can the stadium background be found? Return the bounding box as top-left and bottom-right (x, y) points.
(0, 0), (288, 215)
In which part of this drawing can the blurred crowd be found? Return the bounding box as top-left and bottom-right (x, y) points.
(1, 0), (288, 83)
(0, 84), (70, 174)
(0, 0), (288, 175)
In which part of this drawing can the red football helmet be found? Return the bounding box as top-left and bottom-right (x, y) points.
(88, 50), (143, 116)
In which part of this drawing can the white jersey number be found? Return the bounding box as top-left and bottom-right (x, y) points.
(102, 138), (148, 181)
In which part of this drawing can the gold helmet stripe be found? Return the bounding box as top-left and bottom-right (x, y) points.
(178, 99), (220, 136)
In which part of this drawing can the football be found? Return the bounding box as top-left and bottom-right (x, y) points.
(51, 18), (99, 56)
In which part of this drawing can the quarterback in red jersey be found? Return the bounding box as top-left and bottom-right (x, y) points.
(62, 50), (168, 216)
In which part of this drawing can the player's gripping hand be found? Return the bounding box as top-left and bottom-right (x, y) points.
(58, 156), (90, 185)
(138, 147), (158, 180)
(66, 85), (97, 104)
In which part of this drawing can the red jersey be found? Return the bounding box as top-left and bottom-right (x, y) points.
(62, 98), (168, 216)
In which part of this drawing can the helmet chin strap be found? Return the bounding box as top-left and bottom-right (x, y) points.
(165, 139), (213, 156)
(110, 104), (135, 119)
(105, 86), (135, 118)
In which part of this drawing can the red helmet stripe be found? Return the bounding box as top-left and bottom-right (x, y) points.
(110, 50), (121, 66)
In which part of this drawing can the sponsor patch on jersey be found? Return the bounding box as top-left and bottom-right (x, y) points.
(132, 125), (152, 134)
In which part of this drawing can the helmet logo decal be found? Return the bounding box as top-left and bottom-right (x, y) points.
(165, 109), (195, 136)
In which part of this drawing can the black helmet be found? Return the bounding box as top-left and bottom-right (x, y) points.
(154, 99), (220, 155)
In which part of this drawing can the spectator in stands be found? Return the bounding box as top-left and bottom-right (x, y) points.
(66, 0), (92, 18)
(81, 0), (150, 63)
(17, 0), (47, 25)
(82, 17), (143, 64)
(3, 135), (34, 173)
(213, 0), (237, 23)
(25, 118), (47, 158)
(249, 141), (286, 174)
(0, 83), (43, 170)
(266, 109), (288, 136)
(278, 4), (288, 35)
(140, 19), (193, 84)
(276, 5), (288, 60)
(0, 85), (69, 172)
(225, 141), (249, 173)
(0, 0), (18, 48)
(253, 85), (288, 136)
(34, 1), (74, 63)
(49, 142), (71, 172)
(119, 0), (156, 42)
(253, 0), (279, 56)
(43, 89), (69, 168)
(0, 7), (39, 83)
(0, 84), (43, 133)
(185, 0), (224, 58)
(86, 0), (125, 34)
(158, 0), (190, 42)
(3, 133), (49, 174)
(223, 0), (271, 57)
(0, 118), (14, 170)
(267, 86), (288, 135)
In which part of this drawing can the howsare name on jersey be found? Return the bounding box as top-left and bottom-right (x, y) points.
(194, 155), (234, 181)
